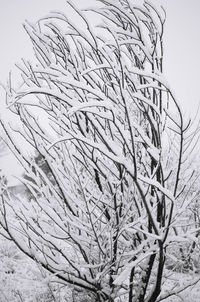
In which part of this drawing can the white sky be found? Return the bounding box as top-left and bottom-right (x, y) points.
(0, 0), (199, 113)
(0, 0), (200, 184)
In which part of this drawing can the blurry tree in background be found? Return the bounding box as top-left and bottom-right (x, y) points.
(0, 0), (200, 301)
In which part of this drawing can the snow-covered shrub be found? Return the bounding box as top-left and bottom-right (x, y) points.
(0, 0), (200, 301)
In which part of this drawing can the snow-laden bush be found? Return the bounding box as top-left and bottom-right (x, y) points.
(0, 0), (200, 301)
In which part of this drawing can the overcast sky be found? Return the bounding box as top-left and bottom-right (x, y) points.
(0, 0), (200, 184)
(0, 0), (200, 114)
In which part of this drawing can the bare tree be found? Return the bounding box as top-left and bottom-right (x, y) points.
(0, 0), (200, 301)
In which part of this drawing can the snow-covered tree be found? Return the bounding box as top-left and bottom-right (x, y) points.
(0, 0), (200, 301)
